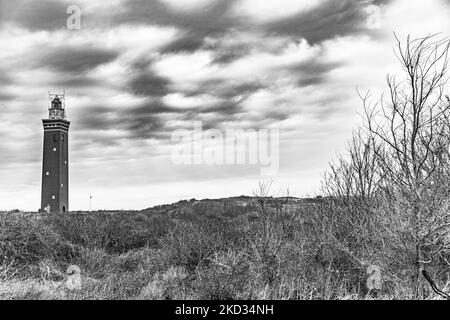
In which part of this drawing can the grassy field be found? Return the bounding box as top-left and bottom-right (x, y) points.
(1, 196), (447, 300)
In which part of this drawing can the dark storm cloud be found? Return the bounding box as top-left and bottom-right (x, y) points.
(264, 0), (391, 43)
(116, 0), (240, 35)
(128, 71), (171, 97)
(1, 0), (392, 48)
(0, 70), (14, 101)
(53, 74), (103, 88)
(0, 70), (11, 84)
(37, 46), (119, 74)
(161, 32), (205, 54)
(177, 100), (246, 130)
(75, 100), (178, 140)
(75, 95), (248, 143)
(290, 60), (342, 87)
(114, 0), (244, 57)
(112, 0), (391, 58)
(75, 105), (117, 131)
(220, 82), (264, 98)
(184, 79), (264, 100)
(125, 58), (173, 98)
(0, 91), (14, 101)
(1, 0), (70, 31)
(209, 44), (252, 65)
(161, 32), (251, 62)
(297, 75), (327, 87)
(199, 101), (243, 116)
(132, 100), (181, 115)
(123, 113), (167, 140)
(0, 1), (6, 26)
(77, 106), (168, 141)
(119, 99), (242, 140)
(211, 50), (248, 65)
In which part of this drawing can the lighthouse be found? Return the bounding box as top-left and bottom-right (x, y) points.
(40, 93), (70, 213)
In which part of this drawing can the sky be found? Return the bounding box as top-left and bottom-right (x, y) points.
(0, 0), (450, 211)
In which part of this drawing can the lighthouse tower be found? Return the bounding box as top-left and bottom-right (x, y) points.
(40, 94), (70, 213)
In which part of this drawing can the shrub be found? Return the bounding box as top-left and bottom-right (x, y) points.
(73, 247), (111, 278)
(140, 267), (189, 300)
(47, 212), (172, 253)
(193, 250), (251, 300)
(159, 221), (224, 271)
(0, 213), (77, 276)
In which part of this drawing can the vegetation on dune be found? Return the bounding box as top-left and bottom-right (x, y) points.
(0, 195), (373, 300)
(0, 190), (447, 300)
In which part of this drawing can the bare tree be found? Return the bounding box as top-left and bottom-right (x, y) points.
(322, 130), (381, 201)
(249, 181), (297, 292)
(363, 34), (450, 298)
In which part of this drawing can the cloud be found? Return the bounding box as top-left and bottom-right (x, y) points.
(290, 60), (342, 87)
(160, 32), (206, 54)
(0, 69), (11, 84)
(74, 99), (178, 140)
(36, 46), (119, 73)
(114, 0), (240, 36)
(1, 0), (70, 31)
(0, 91), (14, 101)
(233, 0), (322, 23)
(1, 0), (450, 210)
(52, 74), (104, 88)
(128, 70), (172, 97)
(263, 0), (391, 43)
(161, 0), (216, 12)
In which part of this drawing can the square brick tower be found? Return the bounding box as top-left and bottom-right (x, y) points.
(40, 94), (70, 213)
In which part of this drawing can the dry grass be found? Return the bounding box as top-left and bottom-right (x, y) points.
(1, 201), (449, 301)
